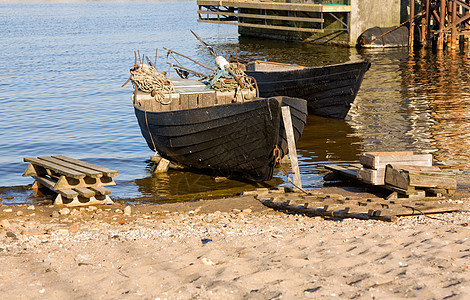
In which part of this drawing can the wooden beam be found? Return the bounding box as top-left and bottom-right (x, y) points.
(281, 106), (302, 190)
(198, 19), (325, 33)
(52, 155), (118, 177)
(198, 9), (323, 23)
(197, 0), (351, 13)
(24, 157), (85, 179)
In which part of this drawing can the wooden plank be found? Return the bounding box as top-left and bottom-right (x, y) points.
(197, 10), (324, 23)
(199, 19), (325, 33)
(324, 164), (357, 178)
(169, 94), (180, 111)
(180, 93), (190, 110)
(24, 157), (84, 179)
(373, 203), (463, 217)
(356, 167), (385, 185)
(74, 187), (96, 198)
(281, 106), (302, 190)
(89, 186), (112, 196)
(200, 91), (216, 107)
(197, 0), (351, 13)
(38, 156), (102, 178)
(52, 155), (118, 177)
(385, 165), (457, 190)
(191, 93), (200, 108)
(360, 151), (432, 169)
(34, 176), (78, 198)
(155, 158), (170, 173)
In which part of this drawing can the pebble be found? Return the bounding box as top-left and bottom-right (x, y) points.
(16, 211), (24, 216)
(51, 211), (60, 218)
(56, 229), (69, 235)
(0, 219), (11, 229)
(75, 254), (92, 265)
(87, 206), (98, 212)
(3, 208), (13, 213)
(70, 209), (81, 216)
(59, 208), (70, 215)
(124, 206), (132, 216)
(199, 257), (215, 266)
(6, 232), (17, 238)
(27, 205), (35, 210)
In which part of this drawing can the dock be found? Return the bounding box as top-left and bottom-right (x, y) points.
(197, 0), (403, 46)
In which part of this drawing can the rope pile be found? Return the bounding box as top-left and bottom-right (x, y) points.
(130, 64), (175, 104)
(206, 63), (257, 93)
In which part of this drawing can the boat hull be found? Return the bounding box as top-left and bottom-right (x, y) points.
(246, 59), (371, 119)
(134, 97), (282, 181)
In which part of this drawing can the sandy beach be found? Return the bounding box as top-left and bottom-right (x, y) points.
(0, 189), (469, 299)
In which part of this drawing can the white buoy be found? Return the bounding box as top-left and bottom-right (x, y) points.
(215, 56), (230, 70)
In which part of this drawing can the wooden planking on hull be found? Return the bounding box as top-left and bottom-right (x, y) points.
(246, 59), (371, 119)
(134, 97), (282, 181)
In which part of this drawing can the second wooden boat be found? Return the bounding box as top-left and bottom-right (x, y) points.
(245, 59), (371, 119)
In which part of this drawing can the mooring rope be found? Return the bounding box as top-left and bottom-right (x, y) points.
(273, 146), (310, 195)
(144, 110), (158, 154)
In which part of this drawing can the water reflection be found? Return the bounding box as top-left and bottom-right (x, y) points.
(351, 47), (470, 170)
(132, 161), (283, 203)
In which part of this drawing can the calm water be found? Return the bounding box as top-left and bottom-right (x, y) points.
(2, 1), (470, 204)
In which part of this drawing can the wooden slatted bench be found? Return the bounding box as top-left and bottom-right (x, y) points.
(23, 155), (118, 206)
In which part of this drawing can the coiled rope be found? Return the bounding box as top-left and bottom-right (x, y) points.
(206, 63), (258, 95)
(129, 64), (175, 105)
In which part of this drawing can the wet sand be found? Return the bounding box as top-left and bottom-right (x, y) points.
(0, 189), (470, 299)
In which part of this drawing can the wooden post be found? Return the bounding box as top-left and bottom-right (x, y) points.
(281, 106), (302, 190)
(438, 0), (446, 50)
(466, 0), (470, 46)
(155, 158), (170, 173)
(451, 0), (458, 49)
(421, 0), (430, 46)
(409, 0), (415, 49)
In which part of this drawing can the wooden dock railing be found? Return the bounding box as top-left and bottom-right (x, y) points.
(197, 0), (351, 34)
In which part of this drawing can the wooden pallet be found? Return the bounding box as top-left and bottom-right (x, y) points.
(324, 164), (455, 199)
(249, 188), (468, 222)
(23, 155), (118, 206)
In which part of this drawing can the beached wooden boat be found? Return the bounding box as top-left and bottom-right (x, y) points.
(245, 59), (371, 119)
(132, 77), (307, 182)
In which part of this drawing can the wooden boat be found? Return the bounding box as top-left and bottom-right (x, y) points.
(132, 77), (307, 182)
(245, 59), (371, 119)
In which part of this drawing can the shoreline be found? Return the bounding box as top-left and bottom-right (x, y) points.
(1, 189), (470, 298)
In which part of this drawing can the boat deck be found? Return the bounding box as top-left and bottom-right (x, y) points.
(133, 78), (257, 112)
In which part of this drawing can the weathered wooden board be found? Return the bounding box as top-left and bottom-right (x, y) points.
(38, 156), (103, 178)
(24, 157), (85, 179)
(254, 188), (468, 222)
(52, 155), (119, 177)
(385, 164), (457, 190)
(360, 151), (432, 170)
(324, 164), (358, 178)
(356, 167), (385, 185)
